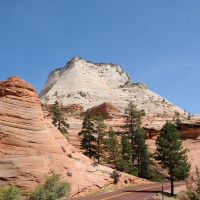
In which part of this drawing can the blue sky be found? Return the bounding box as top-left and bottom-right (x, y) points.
(0, 1), (200, 114)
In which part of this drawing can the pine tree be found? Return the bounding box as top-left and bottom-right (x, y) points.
(123, 101), (153, 178)
(103, 128), (121, 169)
(155, 121), (191, 196)
(133, 127), (154, 178)
(118, 134), (135, 175)
(48, 101), (69, 134)
(94, 113), (106, 164)
(124, 101), (145, 162)
(78, 111), (97, 159)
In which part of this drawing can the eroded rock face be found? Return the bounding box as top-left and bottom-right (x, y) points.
(39, 57), (184, 117)
(178, 124), (200, 140)
(0, 76), (150, 197)
(0, 75), (40, 104)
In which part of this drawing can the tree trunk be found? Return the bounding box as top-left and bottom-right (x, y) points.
(97, 136), (100, 164)
(58, 120), (61, 130)
(131, 116), (134, 163)
(89, 135), (91, 159)
(138, 156), (140, 177)
(171, 178), (174, 196)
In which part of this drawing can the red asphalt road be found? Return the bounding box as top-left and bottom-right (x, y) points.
(66, 181), (185, 200)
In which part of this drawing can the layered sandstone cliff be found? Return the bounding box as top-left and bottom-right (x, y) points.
(0, 76), (150, 197)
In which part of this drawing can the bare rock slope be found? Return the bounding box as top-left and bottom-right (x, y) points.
(39, 57), (184, 116)
(0, 76), (150, 197)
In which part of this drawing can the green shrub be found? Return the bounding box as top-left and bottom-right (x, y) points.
(28, 186), (46, 200)
(28, 172), (71, 200)
(67, 153), (72, 158)
(110, 170), (120, 184)
(0, 185), (23, 200)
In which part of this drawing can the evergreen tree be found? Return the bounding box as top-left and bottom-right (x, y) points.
(155, 121), (191, 196)
(124, 101), (145, 162)
(94, 113), (106, 164)
(133, 127), (154, 178)
(121, 134), (132, 162)
(123, 101), (153, 178)
(78, 111), (97, 159)
(118, 134), (135, 175)
(48, 101), (69, 134)
(103, 128), (121, 169)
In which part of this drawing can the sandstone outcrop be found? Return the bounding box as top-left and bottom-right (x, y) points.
(39, 57), (184, 119)
(87, 102), (121, 119)
(0, 76), (150, 197)
(66, 103), (85, 115)
(178, 123), (200, 140)
(0, 75), (40, 104)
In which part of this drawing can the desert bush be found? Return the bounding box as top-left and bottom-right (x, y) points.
(28, 186), (46, 200)
(61, 146), (66, 153)
(0, 185), (23, 200)
(110, 170), (120, 184)
(67, 172), (72, 177)
(67, 153), (72, 158)
(91, 161), (98, 167)
(28, 172), (71, 200)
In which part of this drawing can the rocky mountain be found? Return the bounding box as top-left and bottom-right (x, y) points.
(39, 56), (184, 116)
(0, 76), (150, 197)
(39, 57), (200, 176)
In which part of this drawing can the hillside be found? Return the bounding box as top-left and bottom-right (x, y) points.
(0, 76), (150, 197)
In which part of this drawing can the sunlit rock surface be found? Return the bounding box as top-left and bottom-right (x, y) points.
(39, 56), (184, 116)
(0, 76), (150, 197)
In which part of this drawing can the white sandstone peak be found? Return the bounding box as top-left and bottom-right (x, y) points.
(39, 57), (184, 115)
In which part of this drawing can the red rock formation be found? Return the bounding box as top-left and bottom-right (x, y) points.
(144, 128), (159, 140)
(0, 76), (150, 197)
(66, 103), (85, 115)
(0, 75), (40, 104)
(178, 124), (200, 140)
(144, 123), (200, 140)
(87, 102), (121, 119)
